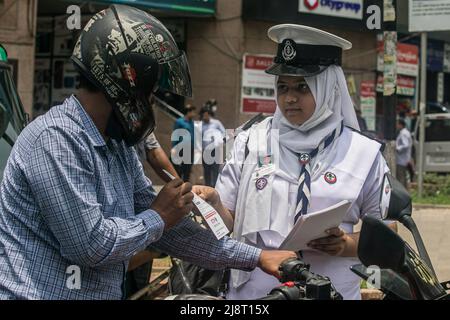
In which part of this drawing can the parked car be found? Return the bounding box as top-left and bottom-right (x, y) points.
(426, 102), (450, 114)
(413, 113), (450, 173)
(0, 44), (28, 179)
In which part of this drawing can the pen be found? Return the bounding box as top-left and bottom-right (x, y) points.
(162, 169), (177, 181)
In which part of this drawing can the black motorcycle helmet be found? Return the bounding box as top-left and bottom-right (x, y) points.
(71, 4), (192, 146)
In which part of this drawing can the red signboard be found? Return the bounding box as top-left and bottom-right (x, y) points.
(241, 54), (277, 114)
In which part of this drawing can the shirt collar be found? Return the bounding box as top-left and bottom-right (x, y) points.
(70, 95), (107, 147)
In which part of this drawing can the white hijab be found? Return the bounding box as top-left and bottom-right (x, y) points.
(270, 65), (360, 178)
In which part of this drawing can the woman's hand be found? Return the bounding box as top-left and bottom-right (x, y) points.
(192, 185), (220, 207)
(191, 185), (235, 232)
(307, 227), (349, 256)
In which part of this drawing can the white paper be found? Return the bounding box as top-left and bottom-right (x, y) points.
(280, 200), (352, 251)
(161, 169), (230, 240)
(192, 193), (230, 240)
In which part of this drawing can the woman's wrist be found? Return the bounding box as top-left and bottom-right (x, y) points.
(341, 233), (359, 257)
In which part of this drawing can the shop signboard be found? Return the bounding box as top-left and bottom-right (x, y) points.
(409, 0), (450, 32)
(241, 54), (277, 114)
(397, 75), (416, 96)
(298, 0), (363, 20)
(360, 80), (376, 131)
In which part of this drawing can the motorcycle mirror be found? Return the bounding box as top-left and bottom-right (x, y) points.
(379, 173), (412, 221)
(358, 216), (406, 272)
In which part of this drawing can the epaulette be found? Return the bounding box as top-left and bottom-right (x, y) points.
(345, 126), (386, 152)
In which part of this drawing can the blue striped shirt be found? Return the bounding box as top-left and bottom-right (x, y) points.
(0, 95), (260, 300)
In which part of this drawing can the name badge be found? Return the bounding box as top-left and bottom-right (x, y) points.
(255, 154), (275, 178)
(255, 164), (276, 178)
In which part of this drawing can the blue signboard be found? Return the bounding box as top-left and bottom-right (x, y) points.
(427, 40), (444, 72)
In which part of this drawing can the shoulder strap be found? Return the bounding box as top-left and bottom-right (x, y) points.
(345, 126), (385, 152)
(240, 117), (271, 171)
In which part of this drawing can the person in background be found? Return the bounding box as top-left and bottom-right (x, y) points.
(396, 118), (413, 188)
(137, 132), (179, 182)
(200, 104), (226, 187)
(172, 104), (196, 181)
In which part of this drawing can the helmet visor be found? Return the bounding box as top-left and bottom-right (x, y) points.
(158, 51), (192, 98)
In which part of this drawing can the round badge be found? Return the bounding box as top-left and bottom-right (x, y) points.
(299, 153), (310, 165)
(255, 177), (268, 190)
(385, 185), (391, 194)
(324, 172), (337, 184)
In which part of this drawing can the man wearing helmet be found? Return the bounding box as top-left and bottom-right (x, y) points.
(0, 5), (295, 299)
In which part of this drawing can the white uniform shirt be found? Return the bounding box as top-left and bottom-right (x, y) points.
(216, 125), (389, 300)
(202, 118), (225, 149)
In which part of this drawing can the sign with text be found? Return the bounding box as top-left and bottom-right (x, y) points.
(360, 80), (376, 131)
(299, 0), (363, 20)
(377, 40), (419, 77)
(397, 75), (416, 96)
(377, 74), (416, 97)
(397, 43), (419, 77)
(241, 54), (277, 114)
(444, 43), (450, 73)
(409, 0), (450, 32)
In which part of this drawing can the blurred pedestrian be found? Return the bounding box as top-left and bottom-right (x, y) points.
(172, 104), (196, 181)
(200, 104), (225, 187)
(396, 118), (413, 188)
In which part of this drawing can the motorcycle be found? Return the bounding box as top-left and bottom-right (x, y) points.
(166, 257), (343, 300)
(167, 173), (450, 300)
(350, 173), (450, 300)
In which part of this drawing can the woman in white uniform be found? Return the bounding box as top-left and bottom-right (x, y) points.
(194, 24), (392, 300)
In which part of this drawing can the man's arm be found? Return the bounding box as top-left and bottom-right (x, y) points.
(147, 147), (179, 182)
(26, 129), (166, 268)
(149, 217), (296, 277)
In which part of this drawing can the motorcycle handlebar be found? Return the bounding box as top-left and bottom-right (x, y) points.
(258, 258), (343, 300)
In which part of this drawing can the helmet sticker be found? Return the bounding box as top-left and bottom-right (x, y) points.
(107, 29), (127, 55)
(84, 10), (107, 33)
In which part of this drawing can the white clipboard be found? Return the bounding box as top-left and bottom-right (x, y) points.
(280, 200), (352, 251)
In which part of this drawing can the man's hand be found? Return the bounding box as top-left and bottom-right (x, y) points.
(150, 179), (194, 230)
(307, 227), (348, 256)
(257, 250), (297, 278)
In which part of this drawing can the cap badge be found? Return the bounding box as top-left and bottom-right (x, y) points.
(282, 40), (296, 62)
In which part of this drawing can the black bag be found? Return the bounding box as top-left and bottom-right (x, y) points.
(168, 258), (229, 297)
